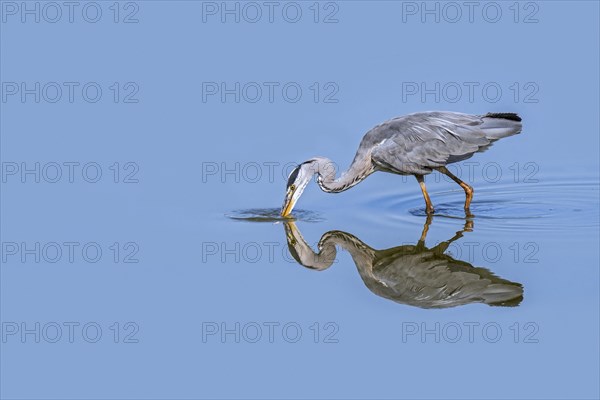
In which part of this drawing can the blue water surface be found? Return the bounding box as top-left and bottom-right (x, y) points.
(1, 2), (599, 399)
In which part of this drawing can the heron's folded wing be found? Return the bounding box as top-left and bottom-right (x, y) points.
(371, 117), (491, 175)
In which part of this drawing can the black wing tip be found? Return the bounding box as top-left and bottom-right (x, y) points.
(484, 112), (522, 122)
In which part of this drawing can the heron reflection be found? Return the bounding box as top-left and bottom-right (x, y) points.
(284, 218), (523, 308)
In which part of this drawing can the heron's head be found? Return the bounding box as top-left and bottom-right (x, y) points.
(280, 161), (316, 217)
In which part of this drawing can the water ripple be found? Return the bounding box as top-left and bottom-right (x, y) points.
(226, 208), (325, 223)
(364, 180), (599, 232)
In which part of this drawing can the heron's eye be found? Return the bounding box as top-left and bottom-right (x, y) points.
(290, 185), (296, 191)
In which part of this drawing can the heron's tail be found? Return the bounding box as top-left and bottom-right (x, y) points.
(480, 113), (522, 139)
(481, 283), (524, 307)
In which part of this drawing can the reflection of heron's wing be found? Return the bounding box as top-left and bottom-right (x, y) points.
(358, 250), (523, 308)
(283, 221), (524, 309)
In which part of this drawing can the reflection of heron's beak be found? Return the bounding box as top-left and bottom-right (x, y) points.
(280, 189), (296, 217)
(283, 220), (335, 271)
(283, 221), (299, 243)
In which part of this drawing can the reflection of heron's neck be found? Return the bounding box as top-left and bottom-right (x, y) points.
(287, 227), (375, 271)
(312, 153), (375, 193)
(320, 231), (376, 260)
(317, 231), (377, 271)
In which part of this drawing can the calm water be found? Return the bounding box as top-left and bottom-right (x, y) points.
(2, 2), (599, 399)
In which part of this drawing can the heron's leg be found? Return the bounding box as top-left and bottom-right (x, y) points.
(418, 214), (434, 243)
(436, 166), (474, 211)
(415, 175), (435, 214)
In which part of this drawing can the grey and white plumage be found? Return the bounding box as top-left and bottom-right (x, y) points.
(281, 111), (522, 216)
(284, 221), (523, 309)
(369, 111), (522, 175)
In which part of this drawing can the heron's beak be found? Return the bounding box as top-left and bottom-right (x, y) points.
(280, 188), (296, 217)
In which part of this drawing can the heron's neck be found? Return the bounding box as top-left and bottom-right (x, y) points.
(313, 153), (374, 193)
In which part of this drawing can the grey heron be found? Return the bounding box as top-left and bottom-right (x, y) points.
(284, 218), (523, 308)
(281, 111), (522, 216)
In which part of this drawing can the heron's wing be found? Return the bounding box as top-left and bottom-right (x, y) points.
(370, 112), (519, 175)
